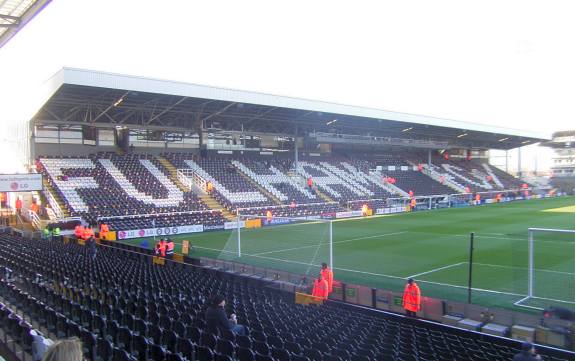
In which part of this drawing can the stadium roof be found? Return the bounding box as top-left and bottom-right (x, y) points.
(0, 0), (51, 49)
(32, 68), (549, 150)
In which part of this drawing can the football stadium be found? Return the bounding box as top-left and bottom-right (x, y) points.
(2, 2), (575, 361)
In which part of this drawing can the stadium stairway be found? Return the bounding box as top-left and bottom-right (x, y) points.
(156, 156), (191, 192)
(41, 179), (70, 218)
(313, 186), (335, 203)
(407, 160), (467, 193)
(199, 194), (236, 221)
(287, 170), (336, 203)
(235, 168), (283, 206)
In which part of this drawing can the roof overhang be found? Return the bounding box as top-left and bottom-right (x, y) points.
(0, 0), (51, 49)
(31, 68), (550, 150)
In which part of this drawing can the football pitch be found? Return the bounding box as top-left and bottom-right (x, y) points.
(119, 196), (575, 312)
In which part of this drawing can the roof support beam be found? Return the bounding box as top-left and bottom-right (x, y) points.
(146, 96), (187, 125)
(36, 119), (190, 132)
(200, 102), (237, 126)
(0, 14), (20, 27)
(90, 91), (129, 123)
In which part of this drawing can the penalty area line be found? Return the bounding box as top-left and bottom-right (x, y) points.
(250, 231), (408, 256)
(407, 262), (465, 279)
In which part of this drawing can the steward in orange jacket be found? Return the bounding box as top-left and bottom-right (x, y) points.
(156, 239), (166, 257)
(82, 226), (94, 241)
(74, 225), (84, 239)
(99, 223), (109, 240)
(312, 275), (329, 300)
(15, 198), (22, 215)
(320, 263), (334, 293)
(402, 278), (421, 317)
(165, 239), (175, 258)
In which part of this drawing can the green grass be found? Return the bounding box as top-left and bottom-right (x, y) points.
(119, 196), (575, 312)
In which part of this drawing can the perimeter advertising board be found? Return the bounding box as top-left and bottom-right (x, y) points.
(0, 174), (43, 192)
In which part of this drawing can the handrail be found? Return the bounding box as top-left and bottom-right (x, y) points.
(97, 209), (222, 221)
(44, 188), (64, 219)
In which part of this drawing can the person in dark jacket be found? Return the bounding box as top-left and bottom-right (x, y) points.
(513, 342), (541, 361)
(87, 237), (97, 260)
(205, 295), (247, 335)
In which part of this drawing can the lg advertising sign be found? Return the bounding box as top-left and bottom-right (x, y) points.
(0, 174), (43, 192)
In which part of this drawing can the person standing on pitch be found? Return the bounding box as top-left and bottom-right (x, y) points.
(402, 278), (421, 317)
(320, 263), (334, 294)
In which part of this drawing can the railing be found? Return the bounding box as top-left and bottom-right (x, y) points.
(177, 168), (207, 193)
(43, 188), (64, 219)
(28, 210), (41, 230)
(97, 209), (221, 222)
(236, 201), (339, 213)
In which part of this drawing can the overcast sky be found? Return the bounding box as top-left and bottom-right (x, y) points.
(1, 0), (573, 173)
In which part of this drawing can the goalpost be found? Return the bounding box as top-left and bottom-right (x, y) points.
(514, 227), (575, 310)
(217, 213), (334, 278)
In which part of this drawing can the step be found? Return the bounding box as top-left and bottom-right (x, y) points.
(313, 187), (334, 203)
(156, 156), (190, 192)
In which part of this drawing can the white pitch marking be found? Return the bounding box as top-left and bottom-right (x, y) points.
(251, 231), (407, 256)
(407, 262), (466, 279)
(470, 261), (575, 277)
(160, 244), (529, 298)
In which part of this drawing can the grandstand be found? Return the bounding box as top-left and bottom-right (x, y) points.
(1, 67), (574, 360)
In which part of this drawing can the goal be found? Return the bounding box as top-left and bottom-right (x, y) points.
(514, 228), (575, 310)
(217, 214), (333, 278)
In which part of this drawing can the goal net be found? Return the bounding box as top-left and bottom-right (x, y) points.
(514, 228), (575, 310)
(217, 214), (333, 279)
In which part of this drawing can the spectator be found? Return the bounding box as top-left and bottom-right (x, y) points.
(31, 329), (53, 361)
(513, 342), (541, 361)
(41, 337), (83, 361)
(205, 295), (247, 336)
(87, 237), (97, 260)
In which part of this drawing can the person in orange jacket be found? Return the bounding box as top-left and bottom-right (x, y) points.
(82, 226), (94, 241)
(99, 223), (109, 240)
(410, 198), (417, 210)
(312, 274), (329, 300)
(157, 239), (167, 257)
(154, 239), (163, 255)
(165, 239), (175, 259)
(15, 197), (22, 215)
(475, 193), (481, 205)
(402, 278), (421, 317)
(74, 224), (84, 240)
(30, 201), (39, 215)
(320, 263), (334, 294)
